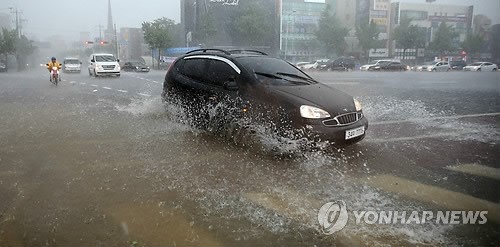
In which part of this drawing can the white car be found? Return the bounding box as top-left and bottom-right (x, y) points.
(427, 61), (451, 72)
(360, 60), (392, 71)
(301, 59), (329, 70)
(88, 53), (121, 77)
(62, 57), (82, 73)
(463, 62), (498, 72)
(411, 61), (434, 71)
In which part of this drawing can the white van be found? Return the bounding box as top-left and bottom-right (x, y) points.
(88, 53), (121, 77)
(62, 57), (82, 73)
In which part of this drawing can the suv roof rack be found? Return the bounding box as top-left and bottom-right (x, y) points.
(228, 50), (268, 56)
(186, 49), (231, 55)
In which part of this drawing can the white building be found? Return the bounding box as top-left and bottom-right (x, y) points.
(389, 2), (473, 59)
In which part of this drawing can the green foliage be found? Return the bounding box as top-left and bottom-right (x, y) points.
(0, 28), (17, 59)
(356, 20), (382, 58)
(142, 17), (175, 69)
(315, 4), (349, 56)
(429, 22), (459, 55)
(1, 28), (36, 70)
(393, 18), (426, 51)
(142, 17), (175, 50)
(461, 33), (484, 55)
(226, 2), (273, 47)
(15, 35), (36, 70)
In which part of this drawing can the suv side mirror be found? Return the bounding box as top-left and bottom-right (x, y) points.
(90, 59), (95, 63)
(117, 59), (120, 63)
(223, 78), (238, 91)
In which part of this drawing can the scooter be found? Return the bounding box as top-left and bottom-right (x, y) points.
(49, 66), (60, 85)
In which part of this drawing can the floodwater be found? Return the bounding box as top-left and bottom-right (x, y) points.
(1, 71), (499, 246)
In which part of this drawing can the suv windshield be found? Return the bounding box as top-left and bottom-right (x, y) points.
(237, 57), (316, 86)
(95, 55), (116, 62)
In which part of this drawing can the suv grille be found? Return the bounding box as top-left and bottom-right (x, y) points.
(322, 112), (363, 127)
(103, 65), (116, 70)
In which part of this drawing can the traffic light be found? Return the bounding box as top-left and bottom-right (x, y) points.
(99, 41), (109, 45)
(85, 41), (94, 44)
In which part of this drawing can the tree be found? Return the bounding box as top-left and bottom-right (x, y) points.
(356, 20), (382, 61)
(429, 22), (459, 57)
(15, 35), (36, 71)
(142, 17), (175, 69)
(226, 2), (273, 47)
(461, 33), (484, 58)
(0, 28), (17, 68)
(315, 4), (349, 57)
(393, 18), (426, 60)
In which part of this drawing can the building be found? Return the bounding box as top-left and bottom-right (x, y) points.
(389, 2), (473, 60)
(119, 27), (144, 62)
(181, 0), (346, 61)
(281, 0), (336, 61)
(181, 0), (279, 53)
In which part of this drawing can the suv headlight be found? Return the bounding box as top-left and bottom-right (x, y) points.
(300, 105), (331, 119)
(354, 99), (362, 111)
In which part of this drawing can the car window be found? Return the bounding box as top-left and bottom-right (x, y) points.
(178, 58), (207, 82)
(237, 57), (316, 86)
(95, 55), (117, 62)
(205, 59), (239, 87)
(64, 59), (80, 64)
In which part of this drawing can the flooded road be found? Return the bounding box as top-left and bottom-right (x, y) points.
(1, 69), (499, 246)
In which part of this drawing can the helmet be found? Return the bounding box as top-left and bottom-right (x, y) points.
(51, 57), (56, 61)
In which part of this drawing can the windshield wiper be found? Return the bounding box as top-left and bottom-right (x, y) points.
(255, 72), (309, 85)
(276, 72), (316, 84)
(255, 72), (284, 80)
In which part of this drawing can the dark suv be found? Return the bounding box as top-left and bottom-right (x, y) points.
(319, 57), (356, 71)
(163, 49), (368, 146)
(449, 60), (466, 70)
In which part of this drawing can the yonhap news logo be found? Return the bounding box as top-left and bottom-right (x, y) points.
(318, 200), (488, 235)
(317, 200), (349, 235)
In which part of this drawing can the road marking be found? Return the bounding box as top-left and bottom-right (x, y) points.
(117, 90), (128, 93)
(420, 81), (457, 84)
(447, 163), (500, 180)
(69, 81), (76, 84)
(325, 82), (360, 85)
(79, 82), (86, 85)
(92, 89), (98, 92)
(102, 87), (112, 90)
(366, 132), (468, 143)
(365, 174), (500, 224)
(370, 112), (500, 126)
(91, 84), (98, 87)
(137, 93), (151, 97)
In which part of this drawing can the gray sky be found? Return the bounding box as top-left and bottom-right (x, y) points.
(0, 0), (181, 41)
(1, 0), (499, 42)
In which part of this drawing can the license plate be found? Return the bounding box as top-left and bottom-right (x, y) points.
(345, 126), (365, 140)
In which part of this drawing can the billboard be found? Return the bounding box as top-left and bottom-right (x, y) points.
(373, 0), (389, 11)
(209, 0), (240, 5)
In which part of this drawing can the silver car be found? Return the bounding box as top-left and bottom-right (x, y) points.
(427, 62), (451, 72)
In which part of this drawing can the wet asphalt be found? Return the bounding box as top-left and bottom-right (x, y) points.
(0, 68), (499, 246)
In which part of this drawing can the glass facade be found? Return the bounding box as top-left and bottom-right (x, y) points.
(281, 0), (336, 62)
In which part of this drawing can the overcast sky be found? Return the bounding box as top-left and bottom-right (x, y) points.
(1, 0), (499, 42)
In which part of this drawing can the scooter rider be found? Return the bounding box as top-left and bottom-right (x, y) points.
(46, 57), (61, 82)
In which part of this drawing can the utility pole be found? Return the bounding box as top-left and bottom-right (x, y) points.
(9, 7), (21, 38)
(114, 24), (119, 59)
